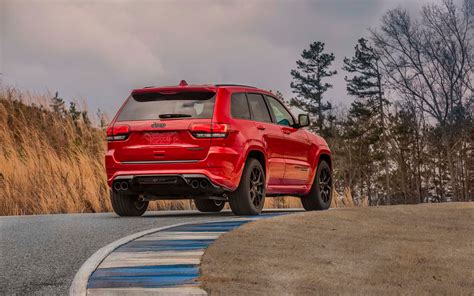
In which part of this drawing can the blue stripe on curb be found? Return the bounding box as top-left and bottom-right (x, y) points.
(88, 275), (199, 289)
(91, 264), (198, 277)
(88, 264), (200, 289)
(161, 221), (249, 233)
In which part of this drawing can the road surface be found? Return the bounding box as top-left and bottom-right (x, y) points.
(1, 210), (293, 295)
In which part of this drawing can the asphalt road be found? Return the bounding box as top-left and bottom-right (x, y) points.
(0, 210), (289, 295)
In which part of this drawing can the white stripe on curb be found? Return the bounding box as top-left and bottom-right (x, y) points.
(99, 250), (204, 268)
(87, 287), (207, 296)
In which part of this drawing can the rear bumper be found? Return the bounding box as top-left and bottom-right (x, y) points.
(106, 146), (245, 191)
(112, 174), (226, 198)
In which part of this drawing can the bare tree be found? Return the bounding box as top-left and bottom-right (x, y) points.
(371, 0), (473, 200)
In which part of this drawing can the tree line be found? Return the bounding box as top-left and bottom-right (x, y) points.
(289, 0), (473, 204)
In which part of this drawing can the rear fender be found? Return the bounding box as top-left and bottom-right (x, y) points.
(234, 145), (267, 186)
(308, 147), (332, 187)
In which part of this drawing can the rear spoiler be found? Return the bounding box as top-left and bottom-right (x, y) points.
(132, 86), (217, 96)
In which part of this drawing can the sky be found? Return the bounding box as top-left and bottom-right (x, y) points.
(0, 0), (441, 116)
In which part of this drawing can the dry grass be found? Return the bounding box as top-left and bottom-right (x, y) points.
(0, 88), (361, 215)
(0, 88), (195, 215)
(200, 202), (474, 295)
(0, 89), (109, 215)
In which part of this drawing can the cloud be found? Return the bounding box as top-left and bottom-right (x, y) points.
(1, 0), (445, 114)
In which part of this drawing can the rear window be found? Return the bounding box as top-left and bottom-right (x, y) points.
(117, 91), (216, 121)
(231, 93), (251, 119)
(247, 93), (272, 123)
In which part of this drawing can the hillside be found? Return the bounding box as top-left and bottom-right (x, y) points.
(0, 89), (210, 215)
(0, 89), (307, 215)
(0, 89), (109, 215)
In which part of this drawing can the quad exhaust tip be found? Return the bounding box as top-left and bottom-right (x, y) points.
(189, 179), (209, 189)
(114, 177), (212, 191)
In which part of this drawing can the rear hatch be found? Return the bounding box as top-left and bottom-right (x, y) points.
(110, 89), (216, 163)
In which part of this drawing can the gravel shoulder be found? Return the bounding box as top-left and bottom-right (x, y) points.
(200, 203), (474, 295)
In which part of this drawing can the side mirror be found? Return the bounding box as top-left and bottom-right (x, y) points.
(298, 114), (310, 128)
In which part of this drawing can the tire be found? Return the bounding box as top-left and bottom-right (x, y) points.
(194, 199), (225, 212)
(111, 190), (149, 217)
(229, 158), (266, 216)
(301, 160), (332, 211)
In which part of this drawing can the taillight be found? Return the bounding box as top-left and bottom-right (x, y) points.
(189, 123), (229, 138)
(106, 125), (130, 141)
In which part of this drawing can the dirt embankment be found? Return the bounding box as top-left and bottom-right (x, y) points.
(200, 203), (474, 295)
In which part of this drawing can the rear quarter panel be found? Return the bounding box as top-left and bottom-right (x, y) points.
(210, 88), (265, 189)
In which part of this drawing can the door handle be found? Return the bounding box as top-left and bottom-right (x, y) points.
(282, 129), (291, 134)
(257, 125), (266, 130)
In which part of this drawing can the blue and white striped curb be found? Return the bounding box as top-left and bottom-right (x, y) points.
(70, 212), (291, 296)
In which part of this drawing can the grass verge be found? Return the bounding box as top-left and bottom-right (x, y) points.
(200, 203), (473, 295)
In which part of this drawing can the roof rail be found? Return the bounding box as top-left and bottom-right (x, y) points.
(215, 84), (257, 89)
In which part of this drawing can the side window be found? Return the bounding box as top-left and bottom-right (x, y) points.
(231, 93), (251, 119)
(266, 96), (294, 126)
(247, 93), (272, 123)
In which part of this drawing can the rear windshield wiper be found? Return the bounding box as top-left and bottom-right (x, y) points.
(158, 113), (192, 118)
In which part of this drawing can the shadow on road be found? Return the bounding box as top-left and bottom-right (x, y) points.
(101, 209), (304, 219)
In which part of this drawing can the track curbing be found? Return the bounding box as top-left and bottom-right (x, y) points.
(70, 212), (295, 295)
(70, 221), (200, 295)
(70, 217), (258, 295)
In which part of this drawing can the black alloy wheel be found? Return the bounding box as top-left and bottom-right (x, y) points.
(229, 158), (266, 215)
(301, 160), (332, 211)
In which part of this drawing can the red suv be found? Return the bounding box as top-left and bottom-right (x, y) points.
(106, 81), (332, 216)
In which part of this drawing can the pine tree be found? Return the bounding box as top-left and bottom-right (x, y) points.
(342, 99), (382, 204)
(50, 91), (66, 116)
(290, 41), (337, 135)
(68, 102), (81, 122)
(343, 38), (391, 204)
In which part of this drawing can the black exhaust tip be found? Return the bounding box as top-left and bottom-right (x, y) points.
(113, 182), (121, 191)
(120, 181), (129, 191)
(190, 179), (199, 189)
(200, 180), (208, 189)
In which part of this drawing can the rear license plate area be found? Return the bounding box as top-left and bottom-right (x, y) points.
(143, 132), (179, 145)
